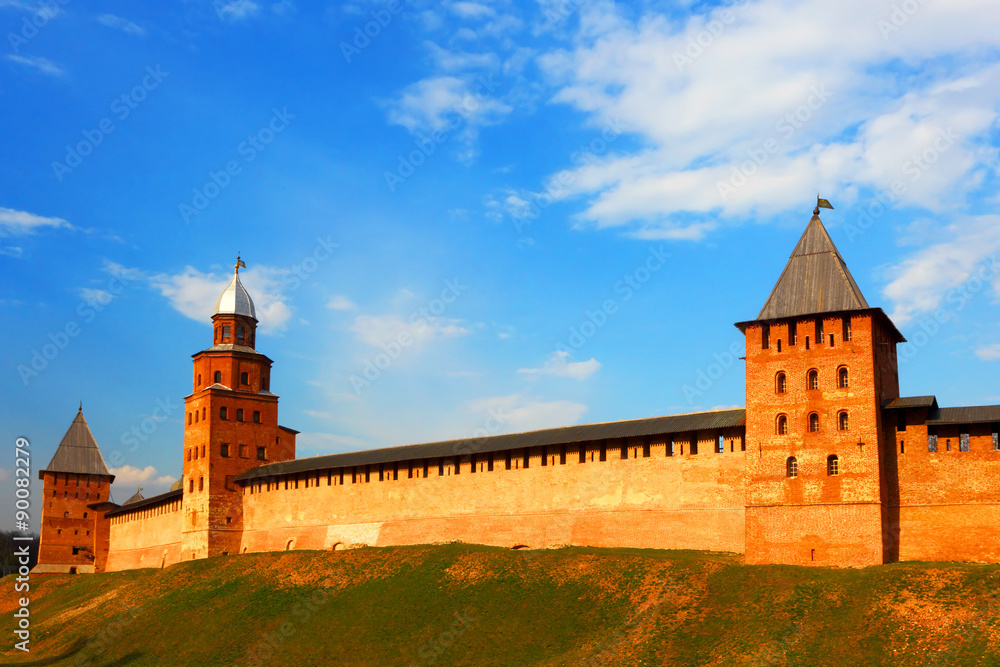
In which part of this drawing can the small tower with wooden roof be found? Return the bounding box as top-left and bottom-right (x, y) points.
(36, 406), (116, 574)
(736, 201), (905, 567)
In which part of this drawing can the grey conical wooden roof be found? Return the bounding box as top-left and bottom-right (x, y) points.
(757, 215), (869, 320)
(42, 408), (113, 477)
(123, 489), (145, 505)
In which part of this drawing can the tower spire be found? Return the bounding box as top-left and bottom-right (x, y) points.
(235, 254), (246, 275)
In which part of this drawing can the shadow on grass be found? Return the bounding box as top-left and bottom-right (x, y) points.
(5, 637), (143, 667)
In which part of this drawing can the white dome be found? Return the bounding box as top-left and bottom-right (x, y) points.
(213, 272), (256, 319)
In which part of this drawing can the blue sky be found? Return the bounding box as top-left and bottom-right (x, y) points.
(2, 0), (999, 524)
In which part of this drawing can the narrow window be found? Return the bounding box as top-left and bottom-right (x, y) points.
(438, 459), (445, 476)
(928, 432), (938, 452)
(220, 406), (228, 420)
(221, 443), (230, 457)
(236, 408), (244, 422)
(241, 372), (249, 385)
(815, 318), (824, 343)
(642, 440), (650, 458)
(237, 325), (245, 343)
(579, 446), (586, 463)
(762, 324), (770, 350)
(253, 410), (261, 424)
(194, 410), (199, 423)
(667, 439), (674, 457)
(522, 450), (530, 469)
(776, 372), (787, 394)
(560, 444), (568, 465)
(214, 370), (222, 383)
(201, 444), (205, 458)
(222, 325), (231, 340)
(960, 428), (970, 452)
(900, 441), (905, 454)
(599, 442), (607, 461)
(716, 435), (724, 454)
(826, 455), (839, 476)
(541, 445), (548, 466)
(786, 457), (798, 478)
(690, 436), (698, 456)
(776, 339), (782, 352)
(842, 317), (852, 341)
(808, 370), (818, 390)
(488, 454), (494, 471)
(809, 413), (820, 433)
(838, 412), (849, 431)
(505, 451), (512, 470)
(777, 415), (788, 435)
(257, 446), (266, 461)
(189, 480), (194, 492)
(620, 441), (628, 460)
(197, 373), (202, 386)
(470, 454), (477, 473)
(199, 477), (204, 491)
(897, 412), (906, 432)
(805, 336), (811, 350)
(789, 322), (797, 346)
(829, 333), (835, 347)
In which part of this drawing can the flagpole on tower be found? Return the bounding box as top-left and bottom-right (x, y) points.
(814, 195), (834, 216)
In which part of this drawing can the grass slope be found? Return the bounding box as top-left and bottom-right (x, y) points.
(2, 545), (999, 666)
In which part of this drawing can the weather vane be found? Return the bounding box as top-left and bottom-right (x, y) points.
(235, 253), (246, 274)
(814, 195), (834, 216)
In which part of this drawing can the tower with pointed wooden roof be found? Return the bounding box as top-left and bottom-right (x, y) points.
(736, 204), (906, 567)
(35, 406), (116, 574)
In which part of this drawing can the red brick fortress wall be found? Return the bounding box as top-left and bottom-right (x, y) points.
(105, 498), (183, 572)
(237, 434), (748, 556)
(893, 417), (1000, 563)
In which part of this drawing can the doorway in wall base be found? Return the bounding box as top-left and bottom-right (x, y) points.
(332, 542), (345, 551)
(286, 539), (295, 551)
(512, 545), (530, 550)
(69, 567), (78, 574)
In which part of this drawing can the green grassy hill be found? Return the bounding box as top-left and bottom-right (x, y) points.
(2, 545), (998, 666)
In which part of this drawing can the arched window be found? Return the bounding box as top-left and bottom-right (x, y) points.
(808, 370), (819, 390)
(838, 367), (849, 388)
(838, 412), (849, 431)
(776, 372), (787, 394)
(776, 414), (788, 435)
(827, 454), (839, 476)
(786, 456), (798, 478)
(219, 406), (228, 420)
(197, 374), (201, 386)
(809, 413), (820, 432)
(214, 370), (222, 383)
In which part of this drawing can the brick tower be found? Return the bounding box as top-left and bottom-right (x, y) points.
(180, 257), (296, 560)
(737, 207), (904, 567)
(35, 407), (115, 574)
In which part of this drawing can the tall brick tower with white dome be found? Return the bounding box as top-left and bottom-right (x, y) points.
(180, 256), (297, 560)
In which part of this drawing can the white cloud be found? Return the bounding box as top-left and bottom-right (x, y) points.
(425, 41), (498, 72)
(0, 245), (23, 257)
(350, 313), (470, 347)
(518, 350), (601, 380)
(110, 465), (176, 499)
(530, 0), (1000, 237)
(468, 393), (588, 433)
(386, 75), (512, 162)
(78, 288), (113, 307)
(327, 294), (356, 310)
(975, 344), (1000, 361)
(882, 215), (1000, 325)
(148, 265), (293, 332)
(215, 0), (259, 21)
(449, 2), (494, 20)
(96, 13), (146, 36)
(0, 207), (70, 235)
(6, 54), (64, 76)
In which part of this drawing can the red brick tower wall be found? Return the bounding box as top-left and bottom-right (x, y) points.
(744, 312), (897, 567)
(181, 312), (295, 561)
(35, 472), (112, 574)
